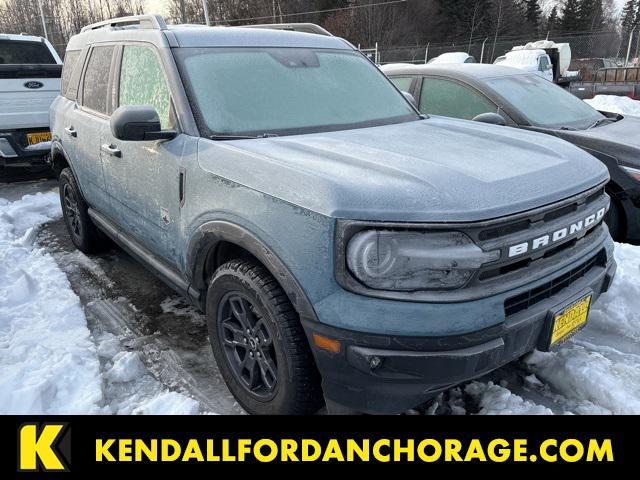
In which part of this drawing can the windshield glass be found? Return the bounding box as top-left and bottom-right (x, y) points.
(486, 74), (604, 129)
(0, 40), (56, 64)
(174, 47), (418, 137)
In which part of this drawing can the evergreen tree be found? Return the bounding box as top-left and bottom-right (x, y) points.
(578, 0), (604, 31)
(621, 0), (637, 34)
(560, 0), (582, 32)
(546, 5), (559, 33)
(524, 0), (543, 35)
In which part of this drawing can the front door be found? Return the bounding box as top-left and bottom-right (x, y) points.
(100, 43), (184, 266)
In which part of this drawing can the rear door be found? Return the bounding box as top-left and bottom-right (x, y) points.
(100, 43), (185, 265)
(68, 44), (116, 212)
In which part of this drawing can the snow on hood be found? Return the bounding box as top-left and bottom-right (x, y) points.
(199, 117), (609, 222)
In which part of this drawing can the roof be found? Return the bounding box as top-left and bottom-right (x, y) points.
(0, 33), (46, 43)
(380, 63), (528, 80)
(67, 15), (350, 51)
(167, 25), (349, 49)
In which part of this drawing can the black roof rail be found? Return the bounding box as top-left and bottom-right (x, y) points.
(239, 23), (333, 36)
(80, 15), (167, 33)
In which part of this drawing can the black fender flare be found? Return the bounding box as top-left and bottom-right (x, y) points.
(51, 140), (81, 186)
(186, 220), (319, 322)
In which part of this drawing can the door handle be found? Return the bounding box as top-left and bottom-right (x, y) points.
(101, 144), (122, 158)
(64, 126), (77, 137)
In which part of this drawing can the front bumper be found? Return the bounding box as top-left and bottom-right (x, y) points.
(305, 246), (617, 414)
(0, 129), (52, 179)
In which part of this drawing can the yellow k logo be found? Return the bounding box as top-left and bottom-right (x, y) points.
(18, 423), (69, 472)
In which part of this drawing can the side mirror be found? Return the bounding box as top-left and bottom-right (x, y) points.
(472, 112), (506, 126)
(110, 105), (177, 141)
(401, 91), (417, 107)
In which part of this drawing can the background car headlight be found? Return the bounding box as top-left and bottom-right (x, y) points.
(621, 165), (640, 182)
(346, 230), (500, 291)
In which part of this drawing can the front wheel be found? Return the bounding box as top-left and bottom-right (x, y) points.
(206, 259), (323, 415)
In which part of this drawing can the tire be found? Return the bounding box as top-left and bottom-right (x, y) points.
(58, 167), (109, 254)
(605, 198), (624, 242)
(206, 259), (323, 415)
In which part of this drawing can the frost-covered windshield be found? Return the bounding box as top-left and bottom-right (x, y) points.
(175, 47), (418, 137)
(486, 74), (604, 129)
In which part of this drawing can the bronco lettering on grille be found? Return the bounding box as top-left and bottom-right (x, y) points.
(508, 207), (606, 258)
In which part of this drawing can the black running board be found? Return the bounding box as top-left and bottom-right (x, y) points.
(88, 208), (201, 306)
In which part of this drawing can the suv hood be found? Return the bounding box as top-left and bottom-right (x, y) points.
(558, 115), (640, 169)
(198, 117), (608, 222)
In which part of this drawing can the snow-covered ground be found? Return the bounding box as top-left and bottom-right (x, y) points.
(1, 95), (639, 415)
(0, 187), (202, 414)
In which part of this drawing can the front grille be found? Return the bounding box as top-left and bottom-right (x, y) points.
(477, 223), (601, 282)
(477, 187), (605, 242)
(504, 249), (606, 317)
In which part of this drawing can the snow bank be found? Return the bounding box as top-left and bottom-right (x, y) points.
(585, 95), (640, 116)
(0, 192), (103, 414)
(523, 243), (640, 414)
(0, 191), (202, 415)
(590, 243), (640, 341)
(465, 381), (552, 415)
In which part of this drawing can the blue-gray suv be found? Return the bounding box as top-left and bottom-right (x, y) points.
(50, 15), (617, 414)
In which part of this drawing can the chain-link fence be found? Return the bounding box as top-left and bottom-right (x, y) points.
(373, 30), (633, 66)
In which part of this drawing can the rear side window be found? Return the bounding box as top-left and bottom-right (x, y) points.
(118, 45), (172, 129)
(419, 77), (496, 120)
(61, 50), (80, 98)
(390, 76), (413, 92)
(0, 40), (55, 64)
(82, 46), (114, 114)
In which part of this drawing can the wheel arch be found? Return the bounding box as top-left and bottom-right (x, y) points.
(187, 220), (319, 323)
(51, 140), (84, 190)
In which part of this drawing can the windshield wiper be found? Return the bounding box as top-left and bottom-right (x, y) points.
(209, 133), (279, 140)
(587, 118), (615, 129)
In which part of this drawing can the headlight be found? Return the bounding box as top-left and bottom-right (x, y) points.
(621, 165), (640, 182)
(346, 230), (500, 291)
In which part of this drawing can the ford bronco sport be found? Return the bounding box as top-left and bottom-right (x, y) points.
(50, 15), (616, 415)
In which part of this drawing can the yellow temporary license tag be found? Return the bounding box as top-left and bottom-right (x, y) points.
(550, 294), (592, 347)
(27, 131), (52, 145)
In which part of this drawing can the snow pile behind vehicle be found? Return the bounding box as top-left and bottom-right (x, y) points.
(585, 95), (640, 117)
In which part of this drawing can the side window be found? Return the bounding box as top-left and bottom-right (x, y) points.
(82, 46), (114, 114)
(60, 50), (80, 98)
(538, 56), (550, 71)
(389, 76), (414, 92)
(419, 77), (497, 120)
(119, 45), (172, 129)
